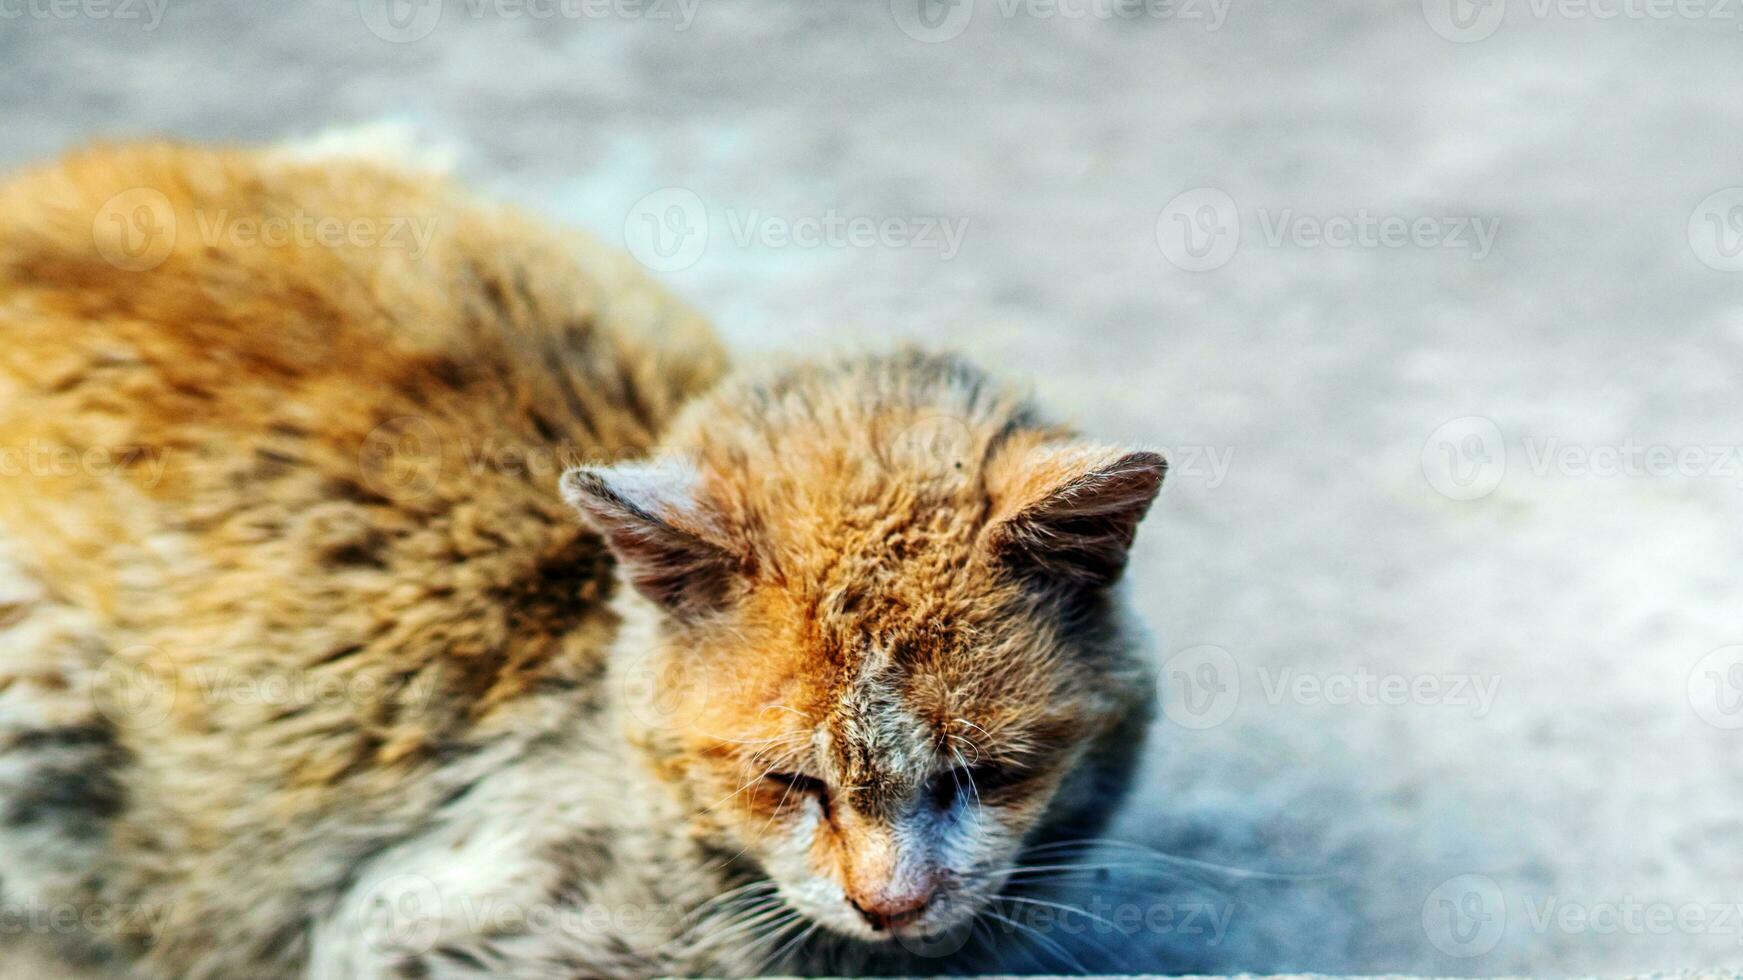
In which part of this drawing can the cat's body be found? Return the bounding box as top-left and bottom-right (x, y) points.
(0, 143), (1161, 978)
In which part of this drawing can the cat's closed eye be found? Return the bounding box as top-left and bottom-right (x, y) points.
(929, 762), (1027, 811)
(764, 770), (828, 804)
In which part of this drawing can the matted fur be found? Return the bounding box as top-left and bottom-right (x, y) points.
(0, 143), (1162, 978)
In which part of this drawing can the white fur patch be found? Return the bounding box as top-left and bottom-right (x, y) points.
(560, 457), (706, 523)
(274, 121), (461, 176)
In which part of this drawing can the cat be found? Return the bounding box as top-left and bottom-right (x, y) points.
(0, 140), (1165, 978)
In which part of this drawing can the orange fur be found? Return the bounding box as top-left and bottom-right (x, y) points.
(0, 141), (722, 976)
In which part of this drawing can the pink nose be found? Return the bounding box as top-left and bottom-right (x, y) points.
(848, 888), (934, 932)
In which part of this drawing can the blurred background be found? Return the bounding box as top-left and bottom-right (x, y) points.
(5, 0), (1742, 975)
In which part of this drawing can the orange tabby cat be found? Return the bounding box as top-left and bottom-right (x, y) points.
(0, 140), (1164, 978)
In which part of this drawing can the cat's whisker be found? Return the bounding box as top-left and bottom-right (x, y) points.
(948, 744), (983, 810)
(739, 909), (808, 972)
(701, 764), (821, 874)
(690, 896), (793, 951)
(690, 893), (771, 929)
(969, 915), (997, 964)
(944, 731), (986, 766)
(1021, 837), (1335, 883)
(686, 878), (778, 921)
(980, 906), (1090, 974)
(995, 894), (1136, 974)
(952, 717), (995, 750)
(746, 766), (807, 842)
(687, 899), (773, 947)
(977, 859), (1234, 897)
(699, 898), (794, 946)
(753, 916), (821, 975)
(996, 893), (1119, 931)
(695, 763), (782, 818)
(722, 916), (801, 970)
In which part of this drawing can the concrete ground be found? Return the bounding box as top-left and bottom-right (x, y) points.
(4, 1), (1743, 975)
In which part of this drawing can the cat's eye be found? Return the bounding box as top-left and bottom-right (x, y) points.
(763, 770), (828, 804)
(930, 762), (1024, 810)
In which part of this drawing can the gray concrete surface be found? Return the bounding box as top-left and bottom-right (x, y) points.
(4, 1), (1743, 975)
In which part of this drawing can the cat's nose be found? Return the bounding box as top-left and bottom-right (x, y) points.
(849, 887), (934, 932)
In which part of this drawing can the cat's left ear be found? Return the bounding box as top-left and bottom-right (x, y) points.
(560, 459), (740, 618)
(984, 446), (1166, 589)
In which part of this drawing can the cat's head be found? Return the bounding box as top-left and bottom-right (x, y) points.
(561, 352), (1163, 946)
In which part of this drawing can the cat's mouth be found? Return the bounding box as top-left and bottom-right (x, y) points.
(842, 893), (987, 960)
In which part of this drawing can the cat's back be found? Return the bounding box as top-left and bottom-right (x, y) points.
(0, 139), (723, 651)
(0, 141), (724, 974)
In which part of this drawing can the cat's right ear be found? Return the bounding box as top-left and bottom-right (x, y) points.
(983, 445), (1166, 590)
(560, 459), (739, 618)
